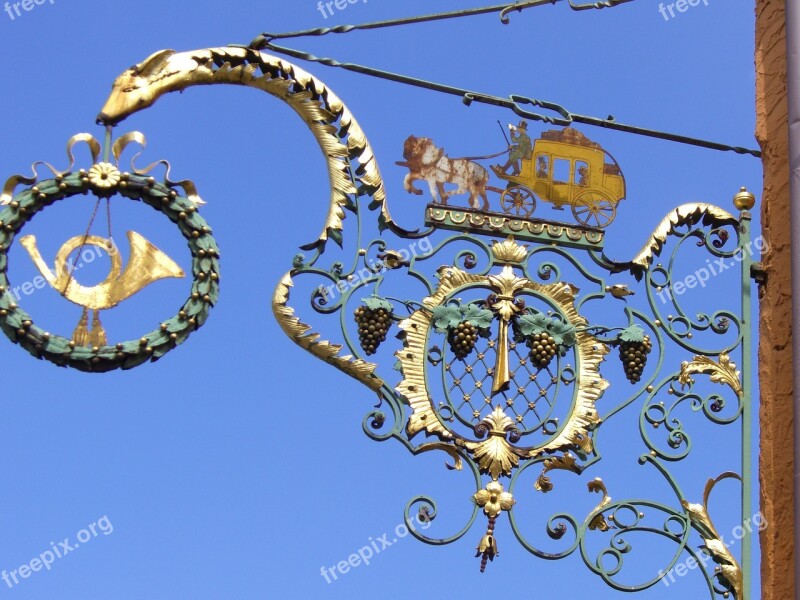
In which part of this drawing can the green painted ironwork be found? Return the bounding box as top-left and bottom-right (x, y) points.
(293, 188), (756, 597)
(425, 205), (605, 250)
(89, 34), (757, 598)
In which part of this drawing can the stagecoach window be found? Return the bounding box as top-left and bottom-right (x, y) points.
(575, 161), (589, 186)
(535, 154), (549, 178)
(553, 158), (570, 184)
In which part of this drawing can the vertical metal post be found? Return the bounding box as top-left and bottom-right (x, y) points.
(740, 209), (753, 599)
(786, 2), (800, 599)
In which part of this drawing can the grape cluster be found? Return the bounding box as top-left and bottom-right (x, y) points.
(619, 335), (652, 383)
(354, 305), (392, 355)
(448, 321), (479, 360)
(526, 331), (558, 369)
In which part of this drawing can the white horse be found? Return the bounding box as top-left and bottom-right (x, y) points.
(398, 135), (490, 210)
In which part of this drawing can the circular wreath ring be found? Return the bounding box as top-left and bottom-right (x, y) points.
(0, 164), (220, 372)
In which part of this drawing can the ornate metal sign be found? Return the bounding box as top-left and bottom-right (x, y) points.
(0, 43), (755, 598)
(0, 131), (219, 371)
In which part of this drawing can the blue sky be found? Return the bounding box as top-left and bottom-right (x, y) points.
(0, 1), (761, 598)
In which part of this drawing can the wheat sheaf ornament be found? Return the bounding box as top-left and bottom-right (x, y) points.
(0, 131), (219, 372)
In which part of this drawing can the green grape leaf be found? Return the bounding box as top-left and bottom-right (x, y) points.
(548, 319), (577, 347)
(532, 313), (551, 328)
(518, 311), (577, 348)
(559, 329), (577, 347)
(619, 324), (647, 343)
(432, 306), (462, 332)
(362, 296), (393, 312)
(517, 313), (548, 336)
(462, 305), (494, 329)
(516, 315), (540, 336)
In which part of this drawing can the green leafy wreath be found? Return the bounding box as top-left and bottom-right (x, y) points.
(0, 168), (219, 372)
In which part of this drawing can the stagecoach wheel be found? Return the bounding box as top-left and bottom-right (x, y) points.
(572, 195), (617, 228)
(500, 186), (536, 217)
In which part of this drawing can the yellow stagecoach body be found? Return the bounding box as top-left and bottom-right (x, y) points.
(499, 128), (626, 228)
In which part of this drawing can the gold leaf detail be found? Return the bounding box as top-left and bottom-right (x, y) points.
(2, 133), (102, 205)
(487, 266), (528, 321)
(397, 268), (487, 440)
(534, 453), (581, 493)
(586, 478), (614, 532)
(626, 203), (738, 277)
(98, 47), (400, 251)
(678, 353), (743, 397)
(416, 442), (464, 471)
(396, 266), (607, 470)
(681, 473), (743, 599)
(272, 272), (383, 392)
(482, 406), (516, 433)
(589, 514), (612, 532)
(465, 407), (522, 478)
(491, 236), (528, 264)
(469, 435), (521, 480)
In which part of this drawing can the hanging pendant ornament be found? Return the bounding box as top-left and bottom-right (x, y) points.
(0, 131), (219, 372)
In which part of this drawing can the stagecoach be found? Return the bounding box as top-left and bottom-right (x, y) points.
(490, 128), (626, 228)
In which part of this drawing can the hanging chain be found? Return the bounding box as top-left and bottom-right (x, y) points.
(64, 197), (102, 288)
(65, 126), (115, 288)
(103, 126), (114, 244)
(105, 198), (113, 243)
